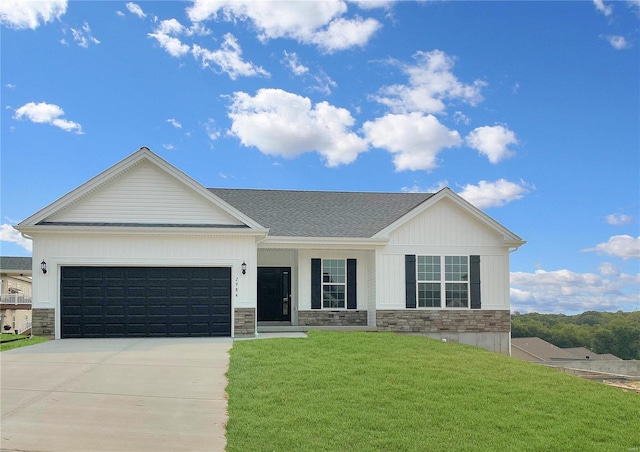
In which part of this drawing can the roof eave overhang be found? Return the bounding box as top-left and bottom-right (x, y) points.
(259, 236), (389, 250)
(16, 224), (270, 238)
(505, 239), (527, 250)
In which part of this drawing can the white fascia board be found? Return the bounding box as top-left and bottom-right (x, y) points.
(259, 236), (389, 250)
(372, 187), (525, 247)
(16, 224), (270, 238)
(18, 148), (264, 230)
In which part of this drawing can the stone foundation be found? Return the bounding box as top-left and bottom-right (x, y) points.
(32, 308), (55, 338)
(376, 309), (510, 333)
(298, 310), (368, 327)
(376, 310), (511, 354)
(234, 308), (256, 337)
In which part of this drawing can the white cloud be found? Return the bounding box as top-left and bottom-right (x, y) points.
(599, 262), (619, 276)
(0, 224), (32, 252)
(605, 35), (630, 49)
(583, 235), (640, 259)
(363, 113), (462, 171)
(162, 144), (176, 150)
(0, 0), (67, 30)
(453, 111), (470, 125)
(205, 118), (221, 141)
(166, 118), (182, 129)
(456, 179), (531, 209)
(71, 22), (100, 48)
(192, 33), (269, 80)
(466, 125), (518, 163)
(606, 213), (633, 225)
(374, 50), (486, 114)
(310, 70), (338, 95)
(116, 10), (125, 17)
(14, 101), (83, 134)
(593, 0), (613, 16)
(148, 19), (190, 57)
(282, 51), (336, 94)
(401, 180), (449, 193)
(186, 0), (380, 52)
(126, 2), (146, 19)
(510, 267), (639, 314)
(228, 88), (368, 167)
(310, 16), (381, 53)
(5, 83), (16, 89)
(350, 0), (397, 9)
(283, 51), (309, 76)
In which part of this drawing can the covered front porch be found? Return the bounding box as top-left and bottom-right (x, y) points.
(242, 247), (377, 336)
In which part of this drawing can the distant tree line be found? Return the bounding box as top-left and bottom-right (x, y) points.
(511, 311), (640, 360)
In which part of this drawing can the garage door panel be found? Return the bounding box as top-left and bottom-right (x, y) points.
(61, 267), (231, 338)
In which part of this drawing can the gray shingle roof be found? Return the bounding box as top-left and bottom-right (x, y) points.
(0, 256), (32, 272)
(209, 189), (434, 237)
(511, 337), (578, 361)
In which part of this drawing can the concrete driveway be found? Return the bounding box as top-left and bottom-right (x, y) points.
(1, 338), (232, 452)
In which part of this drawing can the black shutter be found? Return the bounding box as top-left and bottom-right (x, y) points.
(347, 259), (357, 309)
(405, 255), (416, 308)
(311, 258), (321, 309)
(470, 255), (481, 309)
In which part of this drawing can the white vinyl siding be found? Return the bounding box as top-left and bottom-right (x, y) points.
(297, 250), (370, 311)
(30, 231), (258, 340)
(376, 196), (511, 311)
(387, 197), (503, 247)
(47, 161), (244, 226)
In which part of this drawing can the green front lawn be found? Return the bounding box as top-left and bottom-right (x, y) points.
(0, 334), (49, 351)
(226, 331), (640, 451)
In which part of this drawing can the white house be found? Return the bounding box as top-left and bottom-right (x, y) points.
(16, 147), (524, 354)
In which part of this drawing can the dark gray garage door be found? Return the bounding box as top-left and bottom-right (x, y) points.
(61, 267), (231, 338)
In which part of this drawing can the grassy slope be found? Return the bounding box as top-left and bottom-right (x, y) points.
(0, 334), (49, 351)
(226, 331), (640, 452)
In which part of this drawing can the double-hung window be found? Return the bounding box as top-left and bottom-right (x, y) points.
(417, 256), (469, 308)
(322, 259), (346, 308)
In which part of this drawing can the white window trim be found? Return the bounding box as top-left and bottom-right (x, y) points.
(321, 258), (347, 310)
(416, 255), (470, 309)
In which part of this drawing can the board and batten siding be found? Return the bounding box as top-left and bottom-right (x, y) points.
(46, 161), (244, 226)
(387, 198), (504, 247)
(377, 197), (512, 310)
(30, 232), (257, 338)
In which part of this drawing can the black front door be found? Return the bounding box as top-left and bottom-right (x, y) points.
(257, 267), (291, 322)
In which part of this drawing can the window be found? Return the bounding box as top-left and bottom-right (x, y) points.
(417, 256), (468, 308)
(322, 259), (345, 308)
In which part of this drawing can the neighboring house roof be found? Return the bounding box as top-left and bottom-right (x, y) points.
(0, 257), (32, 274)
(210, 188), (433, 237)
(564, 347), (621, 361)
(511, 337), (577, 361)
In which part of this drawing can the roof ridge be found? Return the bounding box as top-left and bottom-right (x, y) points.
(209, 187), (435, 195)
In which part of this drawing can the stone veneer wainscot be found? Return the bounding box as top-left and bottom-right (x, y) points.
(298, 310), (368, 327)
(234, 308), (255, 337)
(32, 308), (55, 338)
(376, 310), (510, 333)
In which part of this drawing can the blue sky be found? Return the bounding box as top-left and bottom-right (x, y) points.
(1, 0), (638, 314)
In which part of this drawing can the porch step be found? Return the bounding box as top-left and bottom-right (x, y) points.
(258, 325), (307, 333)
(257, 325), (377, 333)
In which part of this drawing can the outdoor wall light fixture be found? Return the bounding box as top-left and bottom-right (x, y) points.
(241, 261), (247, 275)
(41, 260), (47, 274)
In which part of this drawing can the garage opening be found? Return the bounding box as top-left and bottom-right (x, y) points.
(60, 266), (231, 338)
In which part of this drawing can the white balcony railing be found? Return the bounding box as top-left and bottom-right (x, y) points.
(0, 294), (33, 305)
